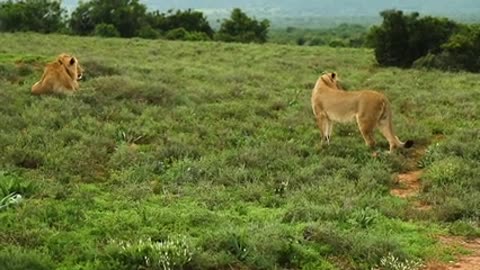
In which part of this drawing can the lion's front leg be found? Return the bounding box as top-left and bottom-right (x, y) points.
(315, 113), (331, 145)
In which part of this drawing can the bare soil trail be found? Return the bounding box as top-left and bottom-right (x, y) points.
(424, 237), (480, 270)
(389, 140), (480, 270)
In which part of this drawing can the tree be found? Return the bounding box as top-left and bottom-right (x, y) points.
(441, 25), (480, 72)
(70, 0), (148, 37)
(0, 0), (66, 33)
(216, 8), (270, 43)
(155, 9), (213, 37)
(367, 10), (411, 67)
(367, 10), (458, 68)
(407, 16), (458, 61)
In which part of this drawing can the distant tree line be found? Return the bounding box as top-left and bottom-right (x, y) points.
(368, 9), (480, 72)
(270, 23), (368, 48)
(0, 0), (270, 43)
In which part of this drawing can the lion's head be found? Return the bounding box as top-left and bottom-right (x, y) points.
(57, 53), (84, 81)
(320, 72), (343, 90)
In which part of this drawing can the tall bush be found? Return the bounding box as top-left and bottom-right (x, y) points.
(148, 9), (213, 38)
(0, 0), (66, 33)
(216, 8), (270, 43)
(367, 10), (458, 68)
(70, 0), (148, 37)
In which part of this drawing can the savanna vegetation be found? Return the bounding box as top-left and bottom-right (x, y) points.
(367, 10), (480, 72)
(0, 32), (479, 270)
(0, 0), (269, 43)
(269, 24), (368, 48)
(2, 1), (480, 72)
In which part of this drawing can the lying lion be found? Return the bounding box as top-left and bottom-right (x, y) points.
(311, 72), (413, 152)
(31, 53), (84, 95)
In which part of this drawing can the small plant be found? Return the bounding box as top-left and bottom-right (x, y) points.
(0, 171), (35, 198)
(348, 207), (380, 228)
(105, 236), (194, 270)
(374, 253), (422, 270)
(423, 157), (463, 186)
(418, 143), (442, 168)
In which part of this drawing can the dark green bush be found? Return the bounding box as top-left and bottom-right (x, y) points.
(216, 8), (270, 43)
(165, 27), (188, 40)
(94, 23), (120, 38)
(148, 9), (213, 38)
(137, 24), (159, 39)
(368, 10), (458, 68)
(441, 25), (480, 72)
(0, 0), (66, 33)
(70, 0), (147, 37)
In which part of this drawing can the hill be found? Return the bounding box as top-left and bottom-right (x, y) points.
(0, 33), (479, 269)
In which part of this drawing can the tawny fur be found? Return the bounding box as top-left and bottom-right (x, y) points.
(31, 53), (84, 95)
(311, 72), (413, 152)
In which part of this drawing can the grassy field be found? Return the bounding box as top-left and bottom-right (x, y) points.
(0, 32), (479, 270)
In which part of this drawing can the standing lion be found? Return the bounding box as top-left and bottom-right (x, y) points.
(311, 72), (413, 152)
(31, 53), (84, 95)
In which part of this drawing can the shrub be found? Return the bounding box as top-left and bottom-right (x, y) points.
(412, 52), (457, 71)
(94, 23), (120, 38)
(0, 171), (35, 198)
(148, 9), (213, 38)
(70, 0), (147, 37)
(165, 27), (188, 40)
(0, 0), (66, 33)
(137, 24), (159, 39)
(423, 157), (463, 186)
(185, 31), (211, 41)
(216, 8), (270, 43)
(449, 220), (480, 238)
(367, 10), (458, 68)
(440, 25), (480, 72)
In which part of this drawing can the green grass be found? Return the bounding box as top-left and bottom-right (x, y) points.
(0, 32), (479, 270)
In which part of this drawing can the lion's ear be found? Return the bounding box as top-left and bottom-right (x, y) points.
(331, 72), (336, 79)
(69, 58), (76, 65)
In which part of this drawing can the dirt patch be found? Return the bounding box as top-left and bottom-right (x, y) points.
(390, 170), (423, 198)
(390, 137), (480, 269)
(424, 237), (480, 270)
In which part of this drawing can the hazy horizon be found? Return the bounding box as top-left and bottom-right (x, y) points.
(62, 0), (480, 27)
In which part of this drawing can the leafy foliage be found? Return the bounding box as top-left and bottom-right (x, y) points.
(368, 9), (480, 72)
(0, 0), (66, 33)
(216, 8), (270, 43)
(147, 9), (213, 38)
(94, 23), (120, 38)
(367, 10), (458, 67)
(70, 0), (147, 37)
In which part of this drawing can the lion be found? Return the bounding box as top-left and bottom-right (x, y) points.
(31, 53), (84, 95)
(311, 72), (413, 152)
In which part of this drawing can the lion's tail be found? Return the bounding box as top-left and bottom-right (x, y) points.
(380, 100), (414, 149)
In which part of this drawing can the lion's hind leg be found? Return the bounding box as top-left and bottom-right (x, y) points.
(356, 114), (376, 148)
